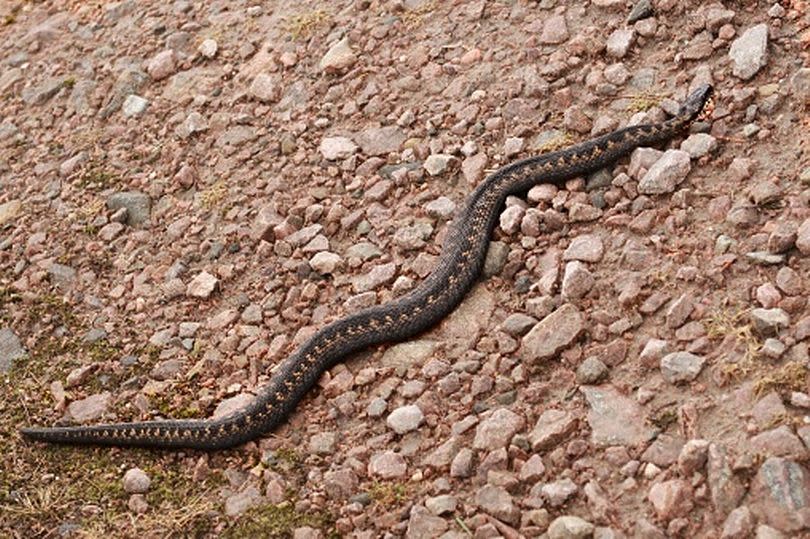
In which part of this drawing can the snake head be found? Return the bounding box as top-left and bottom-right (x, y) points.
(678, 84), (715, 123)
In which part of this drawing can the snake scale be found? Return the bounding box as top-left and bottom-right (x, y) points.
(21, 84), (714, 450)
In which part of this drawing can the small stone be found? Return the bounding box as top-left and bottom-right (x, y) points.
(680, 133), (718, 158)
(67, 392), (111, 422)
(320, 37), (356, 72)
(0, 199), (22, 227)
(106, 191), (151, 226)
(529, 409), (578, 451)
(750, 308), (789, 336)
(796, 218), (810, 255)
(499, 205), (525, 235)
(500, 313), (538, 336)
(198, 38), (218, 58)
(577, 357), (608, 384)
(310, 251), (342, 274)
(186, 271), (219, 298)
(122, 94), (148, 117)
(475, 484), (519, 525)
(224, 486), (261, 516)
(660, 352), (705, 383)
(628, 0), (654, 23)
(425, 495), (457, 516)
(123, 468), (151, 494)
(424, 154), (455, 176)
(319, 136), (357, 160)
(147, 50), (176, 81)
(749, 457), (810, 532)
(721, 506), (754, 539)
(540, 15), (569, 44)
(369, 450), (407, 479)
(761, 338), (786, 359)
(128, 494), (149, 514)
(355, 126), (406, 156)
(542, 478), (579, 507)
(405, 505), (448, 537)
(606, 28), (635, 58)
(564, 234), (604, 262)
(678, 439), (710, 475)
(648, 479), (693, 519)
(581, 385), (655, 446)
(639, 338), (669, 366)
(424, 197), (456, 220)
(521, 304), (585, 364)
(638, 150), (692, 195)
(730, 24), (769, 80)
(250, 73), (279, 103)
(0, 328), (26, 373)
(309, 431), (337, 455)
(561, 261), (594, 300)
(387, 405), (424, 434)
(473, 408), (525, 450)
(547, 516), (595, 539)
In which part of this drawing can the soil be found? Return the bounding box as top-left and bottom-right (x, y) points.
(1, 0), (809, 537)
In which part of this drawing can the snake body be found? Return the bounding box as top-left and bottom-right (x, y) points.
(21, 84), (714, 449)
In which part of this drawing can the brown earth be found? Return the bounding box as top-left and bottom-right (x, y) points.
(1, 0), (810, 537)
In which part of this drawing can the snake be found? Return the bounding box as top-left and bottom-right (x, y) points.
(21, 84), (714, 450)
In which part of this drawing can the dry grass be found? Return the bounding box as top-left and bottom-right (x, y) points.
(284, 9), (330, 39)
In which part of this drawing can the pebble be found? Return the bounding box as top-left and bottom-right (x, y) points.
(606, 28), (635, 58)
(123, 468), (151, 494)
(749, 457), (810, 531)
(547, 515), (595, 539)
(638, 150), (692, 194)
(310, 251), (342, 274)
(224, 486), (261, 516)
(319, 37), (356, 72)
(576, 357), (608, 384)
(309, 432), (337, 455)
(147, 50), (176, 81)
(122, 94), (148, 117)
(500, 313), (537, 336)
(0, 328), (25, 373)
(628, 0), (654, 23)
(386, 405), (424, 434)
(730, 24), (769, 80)
(563, 234), (604, 262)
(660, 352), (705, 383)
(561, 261), (594, 300)
(107, 191), (151, 226)
(67, 392), (111, 422)
(319, 136), (357, 160)
(721, 506), (755, 539)
(475, 484), (519, 525)
(424, 197), (456, 220)
(542, 478), (578, 507)
(22, 76), (64, 105)
(521, 304), (585, 364)
(405, 506), (448, 537)
(425, 495), (456, 516)
(0, 199), (22, 226)
(581, 385), (655, 446)
(796, 218), (810, 255)
(368, 450), (407, 479)
(250, 73), (279, 102)
(749, 308), (789, 336)
(680, 133), (717, 158)
(473, 408), (525, 450)
(186, 271), (219, 298)
(198, 38), (218, 58)
(529, 409), (578, 451)
(540, 15), (569, 44)
(648, 479), (693, 519)
(423, 154), (455, 176)
(355, 126), (406, 156)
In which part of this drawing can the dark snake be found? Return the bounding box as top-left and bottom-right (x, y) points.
(21, 84), (714, 449)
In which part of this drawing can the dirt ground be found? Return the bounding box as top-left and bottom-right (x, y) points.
(1, 0), (810, 537)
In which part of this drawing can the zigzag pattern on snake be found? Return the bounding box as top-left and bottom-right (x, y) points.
(21, 84), (715, 450)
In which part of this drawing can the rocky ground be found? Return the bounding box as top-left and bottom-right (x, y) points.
(1, 0), (809, 537)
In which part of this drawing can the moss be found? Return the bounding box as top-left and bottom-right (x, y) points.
(77, 163), (119, 191)
(368, 480), (409, 506)
(225, 501), (336, 538)
(199, 180), (229, 210)
(285, 10), (330, 39)
(625, 92), (667, 113)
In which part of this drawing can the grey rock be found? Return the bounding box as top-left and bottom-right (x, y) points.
(387, 405), (424, 434)
(564, 234), (604, 262)
(352, 262), (396, 293)
(122, 94), (148, 117)
(22, 76), (65, 105)
(405, 505), (448, 538)
(577, 357), (608, 384)
(542, 478), (579, 507)
(521, 304), (585, 364)
(368, 450), (407, 479)
(750, 308), (789, 336)
(424, 154), (455, 176)
(425, 494), (457, 516)
(224, 486), (261, 516)
(680, 133), (718, 158)
(319, 136), (357, 160)
(107, 191), (151, 226)
(500, 313), (538, 336)
(47, 263), (76, 289)
(721, 506), (754, 539)
(730, 24), (769, 80)
(473, 408), (525, 450)
(638, 150), (691, 194)
(561, 261), (594, 300)
(0, 328), (25, 373)
(67, 392), (111, 422)
(355, 126), (406, 156)
(123, 468), (151, 494)
(319, 37), (356, 72)
(309, 431), (337, 455)
(661, 352), (705, 383)
(749, 457), (810, 532)
(708, 444), (746, 516)
(483, 241), (509, 277)
(0, 199), (21, 226)
(628, 0), (653, 23)
(548, 515), (595, 539)
(424, 196), (456, 220)
(581, 385), (655, 446)
(529, 409), (578, 451)
(606, 28), (635, 58)
(475, 484), (519, 525)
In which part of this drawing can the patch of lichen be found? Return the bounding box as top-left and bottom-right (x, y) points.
(624, 91), (668, 113)
(225, 501), (337, 538)
(285, 9), (331, 39)
(368, 480), (410, 506)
